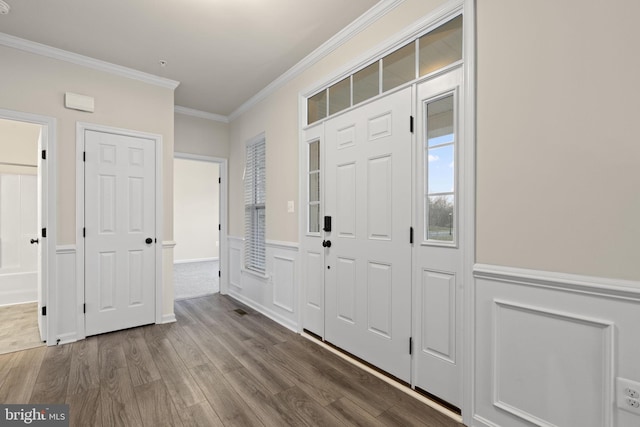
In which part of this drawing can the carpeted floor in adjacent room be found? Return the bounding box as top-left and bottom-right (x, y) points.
(173, 260), (220, 300)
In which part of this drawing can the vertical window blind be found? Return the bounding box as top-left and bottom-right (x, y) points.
(244, 136), (266, 273)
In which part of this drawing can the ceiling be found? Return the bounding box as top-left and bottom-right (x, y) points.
(0, 0), (380, 117)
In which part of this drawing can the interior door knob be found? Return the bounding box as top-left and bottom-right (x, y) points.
(322, 240), (332, 248)
(30, 238), (39, 245)
(145, 238), (153, 244)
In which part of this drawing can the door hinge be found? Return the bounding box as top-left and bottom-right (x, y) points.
(409, 337), (413, 355)
(410, 115), (414, 133)
(218, 224), (221, 231)
(218, 177), (221, 184)
(42, 306), (47, 316)
(83, 151), (86, 162)
(83, 303), (86, 314)
(41, 150), (46, 160)
(41, 228), (47, 238)
(83, 227), (86, 238)
(410, 226), (414, 244)
(218, 270), (221, 278)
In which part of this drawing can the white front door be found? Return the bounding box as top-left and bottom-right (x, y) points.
(324, 87), (413, 382)
(413, 68), (465, 406)
(84, 130), (156, 336)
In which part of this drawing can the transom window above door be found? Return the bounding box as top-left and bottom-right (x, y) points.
(307, 14), (462, 125)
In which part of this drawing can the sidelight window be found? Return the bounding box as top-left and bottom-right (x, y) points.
(424, 94), (456, 242)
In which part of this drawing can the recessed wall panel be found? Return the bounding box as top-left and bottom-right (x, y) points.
(336, 257), (356, 323)
(368, 155), (392, 240)
(367, 262), (392, 338)
(494, 301), (612, 427)
(337, 163), (356, 238)
(99, 175), (116, 234)
(99, 251), (116, 310)
(128, 250), (143, 306)
(273, 256), (295, 313)
(230, 247), (241, 288)
(306, 251), (322, 309)
(422, 270), (455, 362)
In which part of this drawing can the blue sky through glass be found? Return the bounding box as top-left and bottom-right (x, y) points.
(427, 134), (454, 194)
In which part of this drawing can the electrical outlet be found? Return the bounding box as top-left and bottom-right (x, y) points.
(287, 200), (295, 213)
(617, 378), (640, 415)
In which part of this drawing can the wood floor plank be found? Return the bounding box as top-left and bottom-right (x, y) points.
(165, 324), (209, 369)
(122, 329), (161, 387)
(327, 397), (386, 427)
(271, 386), (345, 427)
(67, 387), (102, 427)
(179, 401), (225, 427)
(280, 338), (398, 416)
(0, 303), (44, 355)
(380, 394), (463, 427)
(182, 323), (243, 374)
(134, 379), (184, 427)
(250, 339), (343, 407)
(145, 337), (205, 410)
(0, 351), (17, 389)
(190, 363), (264, 427)
(100, 366), (144, 427)
(30, 345), (73, 403)
(234, 344), (295, 394)
(0, 346), (46, 403)
(223, 367), (294, 426)
(66, 336), (100, 396)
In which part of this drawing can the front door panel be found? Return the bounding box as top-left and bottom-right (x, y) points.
(324, 87), (412, 382)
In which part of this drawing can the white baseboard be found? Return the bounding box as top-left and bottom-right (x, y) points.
(174, 257), (219, 264)
(160, 313), (176, 324)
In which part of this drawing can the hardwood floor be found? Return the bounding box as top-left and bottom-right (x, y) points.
(0, 294), (463, 426)
(0, 302), (45, 355)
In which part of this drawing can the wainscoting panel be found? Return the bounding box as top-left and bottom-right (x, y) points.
(56, 245), (77, 344)
(474, 264), (640, 427)
(227, 237), (298, 331)
(273, 255), (295, 313)
(229, 236), (243, 289)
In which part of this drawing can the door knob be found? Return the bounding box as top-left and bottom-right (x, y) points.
(145, 238), (153, 244)
(322, 240), (332, 248)
(30, 238), (39, 245)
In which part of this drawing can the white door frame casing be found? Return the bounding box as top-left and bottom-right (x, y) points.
(0, 108), (57, 346)
(297, 0), (476, 423)
(76, 122), (164, 339)
(173, 152), (229, 295)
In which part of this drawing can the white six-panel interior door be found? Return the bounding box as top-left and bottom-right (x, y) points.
(84, 130), (156, 336)
(302, 68), (464, 407)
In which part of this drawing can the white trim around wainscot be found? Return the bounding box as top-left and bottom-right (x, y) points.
(474, 264), (640, 302)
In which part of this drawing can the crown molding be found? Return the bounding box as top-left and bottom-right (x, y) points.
(228, 0), (404, 121)
(0, 32), (180, 90)
(174, 105), (228, 123)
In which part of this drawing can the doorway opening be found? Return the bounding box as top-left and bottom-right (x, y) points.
(173, 154), (225, 300)
(0, 117), (46, 354)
